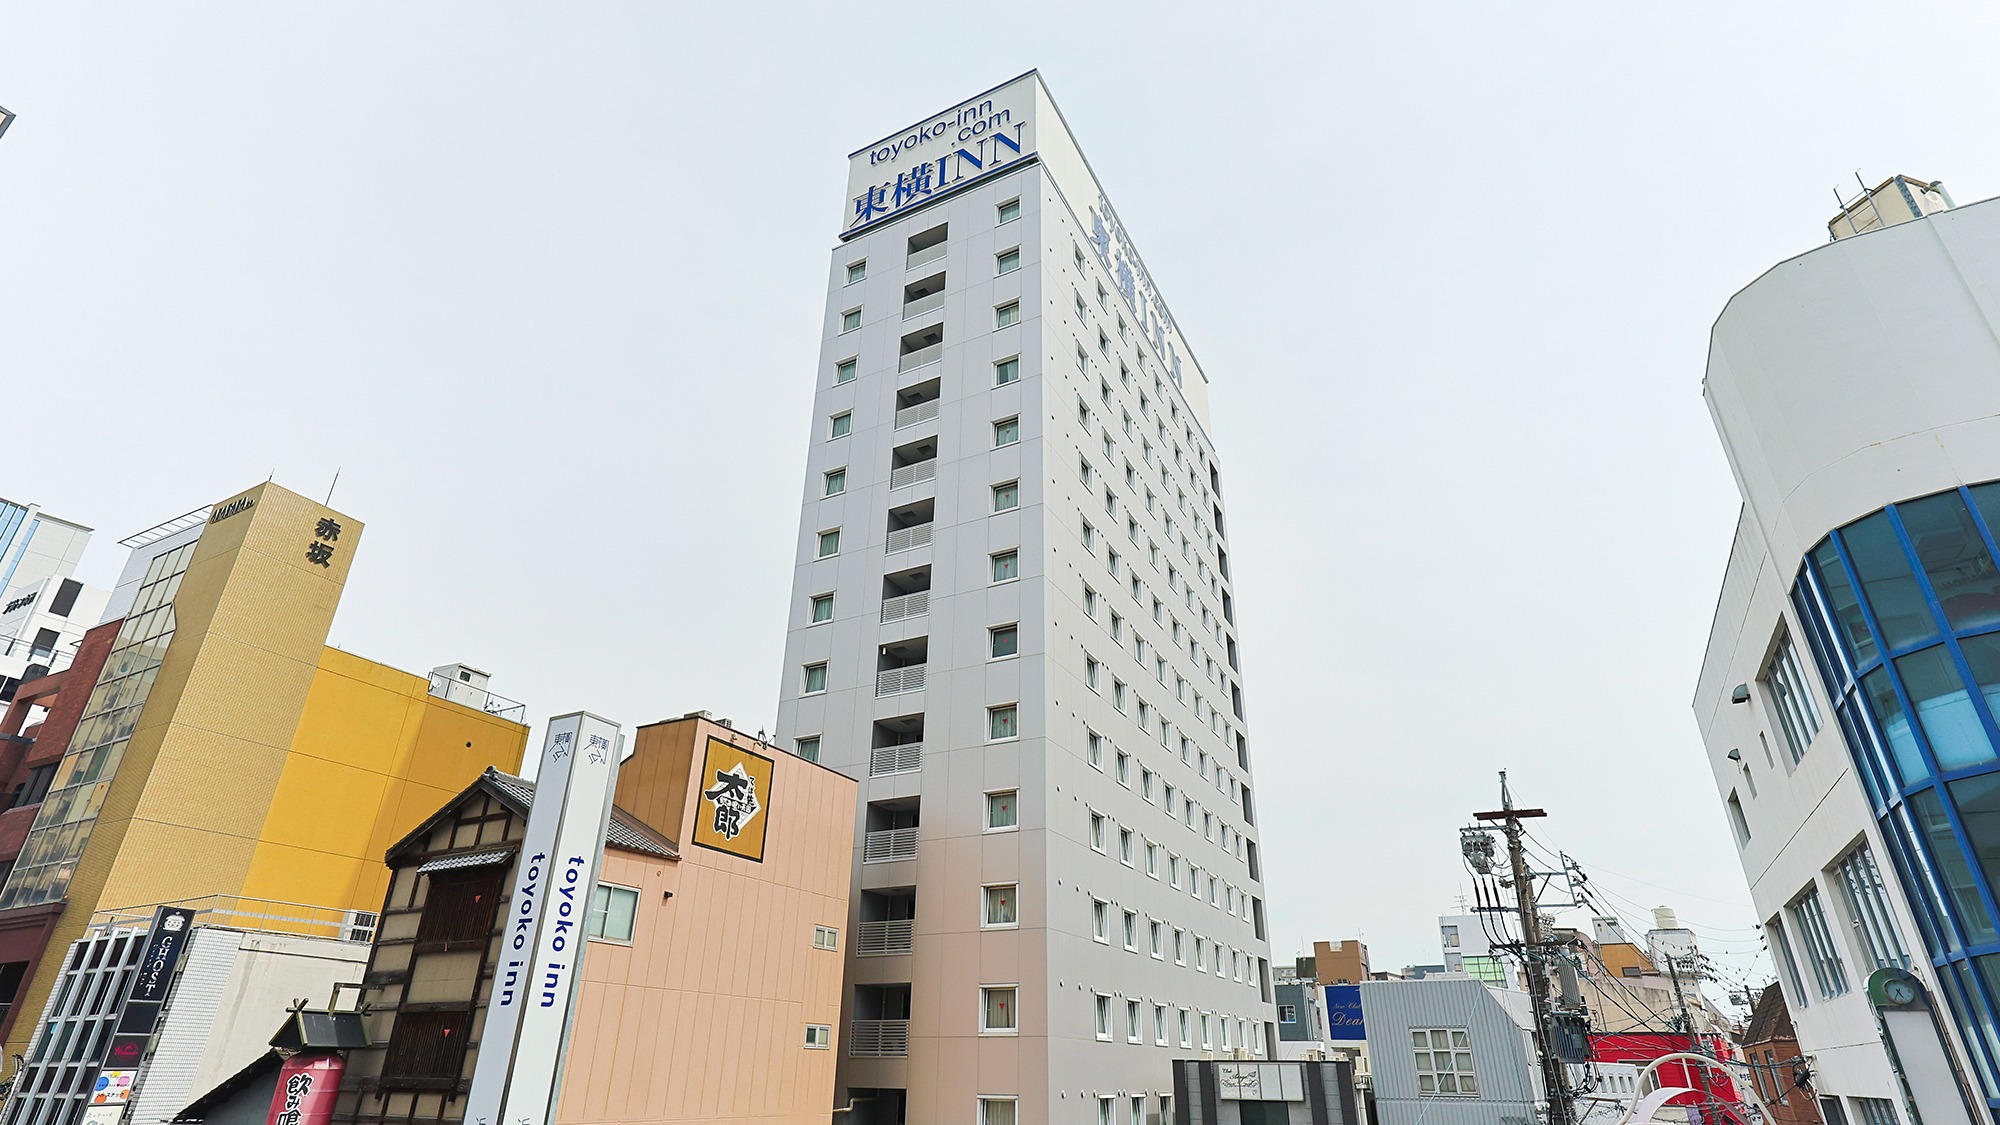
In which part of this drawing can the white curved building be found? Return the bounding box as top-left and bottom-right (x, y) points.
(1697, 184), (2000, 1122)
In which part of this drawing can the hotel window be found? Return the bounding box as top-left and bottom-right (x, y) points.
(993, 417), (1020, 447)
(802, 663), (827, 694)
(979, 1099), (1018, 1125)
(1095, 995), (1113, 1041)
(1127, 999), (1143, 1043)
(835, 358), (857, 384)
(1174, 929), (1186, 964)
(1853, 1100), (1898, 1125)
(995, 356), (1020, 385)
(1084, 585), (1099, 618)
(822, 468), (845, 496)
(1116, 751), (1131, 786)
(809, 593), (834, 623)
(1090, 811), (1107, 851)
(1120, 828), (1134, 865)
(1765, 632), (1822, 763)
(1082, 518), (1097, 550)
(995, 301), (1020, 328)
(1142, 770), (1155, 801)
(1123, 910), (1138, 950)
(1790, 886), (1851, 998)
(846, 260), (866, 283)
(816, 529), (840, 557)
(1178, 1008), (1192, 1048)
(981, 986), (1018, 1033)
(1769, 915), (1810, 1008)
(1200, 1013), (1212, 1050)
(993, 481), (1020, 512)
(1832, 845), (1910, 970)
(1146, 842), (1159, 877)
(1195, 937), (1207, 971)
(1278, 1005), (1296, 1024)
(1079, 457), (1095, 486)
(1114, 681), (1128, 712)
(986, 790), (1018, 830)
(829, 412), (851, 438)
(1093, 899), (1109, 942)
(841, 308), (861, 332)
(997, 247), (1021, 275)
(1075, 293), (1089, 319)
(1155, 1004), (1169, 1045)
(1086, 658), (1101, 691)
(991, 550), (1019, 582)
(1726, 792), (1750, 846)
(984, 883), (1017, 926)
(997, 197), (1021, 224)
(795, 736), (820, 763)
(585, 884), (639, 942)
(1088, 729), (1104, 766)
(988, 624), (1020, 660)
(988, 704), (1019, 741)
(812, 925), (839, 950)
(1412, 1029), (1478, 1096)
(805, 1024), (831, 1049)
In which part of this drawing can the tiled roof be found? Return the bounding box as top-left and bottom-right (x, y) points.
(484, 769), (679, 859)
(418, 847), (514, 874)
(1743, 981), (1796, 1045)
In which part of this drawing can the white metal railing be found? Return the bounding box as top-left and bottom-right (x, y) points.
(863, 827), (919, 863)
(869, 742), (922, 776)
(888, 459), (937, 489)
(880, 591), (929, 623)
(898, 343), (942, 372)
(88, 895), (378, 943)
(906, 243), (946, 270)
(876, 665), (926, 696)
(849, 1019), (911, 1057)
(858, 918), (916, 956)
(886, 522), (934, 553)
(894, 399), (940, 428)
(426, 672), (527, 723)
(901, 292), (946, 321)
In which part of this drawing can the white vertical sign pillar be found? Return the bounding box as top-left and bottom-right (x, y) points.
(463, 712), (623, 1125)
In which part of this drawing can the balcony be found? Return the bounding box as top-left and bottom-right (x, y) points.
(869, 742), (922, 776)
(858, 918), (916, 956)
(901, 291), (945, 321)
(894, 399), (939, 428)
(876, 666), (926, 696)
(863, 827), (919, 863)
(879, 591), (928, 624)
(849, 1019), (911, 1058)
(886, 523), (933, 553)
(897, 324), (943, 373)
(897, 344), (941, 373)
(888, 459), (936, 489)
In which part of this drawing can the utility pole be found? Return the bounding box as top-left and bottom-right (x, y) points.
(1667, 953), (1716, 1114)
(1472, 772), (1577, 1125)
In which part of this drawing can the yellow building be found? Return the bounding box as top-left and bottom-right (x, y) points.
(0, 482), (527, 1056)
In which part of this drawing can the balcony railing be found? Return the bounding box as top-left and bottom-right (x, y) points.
(876, 665), (926, 696)
(897, 343), (942, 372)
(863, 827), (919, 863)
(894, 399), (940, 428)
(888, 459), (937, 489)
(869, 742), (922, 777)
(426, 673), (528, 724)
(906, 243), (946, 271)
(886, 523), (933, 553)
(849, 1019), (911, 1057)
(857, 919), (916, 956)
(880, 591), (929, 624)
(901, 292), (946, 321)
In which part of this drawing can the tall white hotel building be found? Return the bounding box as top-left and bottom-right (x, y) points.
(775, 73), (1277, 1125)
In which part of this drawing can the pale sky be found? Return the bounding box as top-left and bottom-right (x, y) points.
(10, 1), (2000, 1004)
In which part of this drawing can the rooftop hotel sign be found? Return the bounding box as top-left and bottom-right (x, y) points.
(843, 72), (1037, 238)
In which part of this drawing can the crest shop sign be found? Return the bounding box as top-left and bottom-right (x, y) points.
(693, 738), (775, 863)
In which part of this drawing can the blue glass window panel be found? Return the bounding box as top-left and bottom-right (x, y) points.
(1911, 787), (1998, 946)
(1900, 491), (2000, 632)
(1837, 704), (1886, 811)
(1954, 775), (2000, 922)
(1865, 666), (1933, 785)
(1812, 539), (1876, 669)
(1897, 646), (1998, 772)
(1950, 959), (2000, 1098)
(1845, 511), (1940, 652)
(1882, 808), (1952, 956)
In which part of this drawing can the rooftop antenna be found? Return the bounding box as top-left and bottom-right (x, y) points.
(325, 467), (341, 506)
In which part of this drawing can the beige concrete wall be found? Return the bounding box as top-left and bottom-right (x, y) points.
(555, 718), (856, 1125)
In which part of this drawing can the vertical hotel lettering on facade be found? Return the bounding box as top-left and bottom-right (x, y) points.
(780, 72), (1270, 1125)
